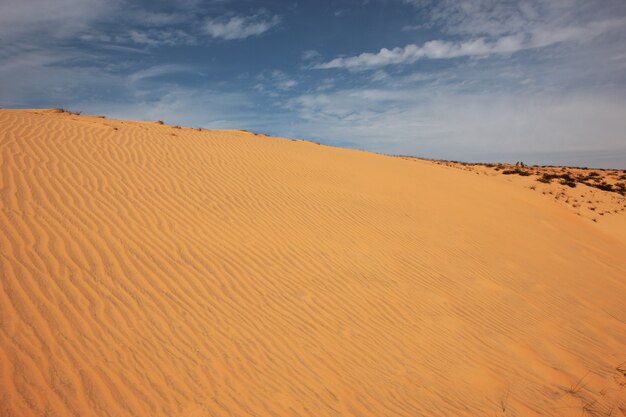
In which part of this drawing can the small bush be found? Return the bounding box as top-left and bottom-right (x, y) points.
(502, 168), (531, 176)
(52, 108), (81, 115)
(596, 183), (614, 192)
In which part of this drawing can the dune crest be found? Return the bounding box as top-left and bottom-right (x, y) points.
(1, 109), (625, 417)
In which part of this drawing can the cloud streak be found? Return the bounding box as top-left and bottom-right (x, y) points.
(205, 14), (280, 40)
(316, 12), (626, 70)
(0, 0), (115, 41)
(315, 35), (525, 69)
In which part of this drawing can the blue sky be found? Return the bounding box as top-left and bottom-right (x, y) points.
(2, 0), (626, 167)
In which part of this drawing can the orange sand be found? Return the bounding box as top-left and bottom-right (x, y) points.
(1, 109), (625, 417)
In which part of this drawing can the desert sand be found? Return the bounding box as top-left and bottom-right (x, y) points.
(1, 108), (625, 417)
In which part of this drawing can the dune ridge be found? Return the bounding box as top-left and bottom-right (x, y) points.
(1, 109), (625, 417)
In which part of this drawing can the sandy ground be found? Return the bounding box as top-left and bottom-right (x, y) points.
(1, 108), (625, 417)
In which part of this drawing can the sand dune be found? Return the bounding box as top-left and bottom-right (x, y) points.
(1, 108), (625, 417)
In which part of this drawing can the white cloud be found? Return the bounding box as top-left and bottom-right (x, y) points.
(254, 70), (299, 95)
(0, 0), (199, 50)
(83, 87), (254, 129)
(416, 0), (625, 38)
(0, 48), (257, 130)
(277, 79), (298, 90)
(315, 35), (525, 69)
(127, 29), (197, 47)
(370, 70), (390, 81)
(125, 10), (190, 27)
(0, 0), (115, 41)
(127, 64), (195, 83)
(317, 0), (626, 70)
(205, 15), (280, 40)
(285, 86), (626, 167)
(529, 18), (626, 48)
(129, 31), (164, 46)
(296, 1), (626, 166)
(316, 15), (626, 70)
(0, 47), (120, 107)
(301, 50), (320, 61)
(271, 70), (298, 90)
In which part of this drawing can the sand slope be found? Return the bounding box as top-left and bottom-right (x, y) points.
(1, 109), (625, 417)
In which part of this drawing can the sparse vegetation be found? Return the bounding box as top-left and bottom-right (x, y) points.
(502, 168), (531, 176)
(379, 156), (626, 218)
(500, 392), (509, 413)
(52, 108), (81, 116)
(565, 372), (590, 395)
(594, 183), (614, 192)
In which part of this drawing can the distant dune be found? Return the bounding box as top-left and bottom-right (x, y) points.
(1, 109), (625, 417)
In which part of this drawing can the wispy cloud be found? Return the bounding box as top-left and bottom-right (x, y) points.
(315, 35), (525, 69)
(205, 14), (280, 40)
(127, 64), (195, 83)
(253, 70), (299, 97)
(286, 84), (626, 166)
(412, 0), (624, 37)
(83, 86), (255, 129)
(127, 29), (197, 47)
(0, 0), (115, 41)
(315, 17), (625, 70)
(301, 50), (320, 61)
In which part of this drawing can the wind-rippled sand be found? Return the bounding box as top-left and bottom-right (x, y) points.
(1, 109), (625, 417)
